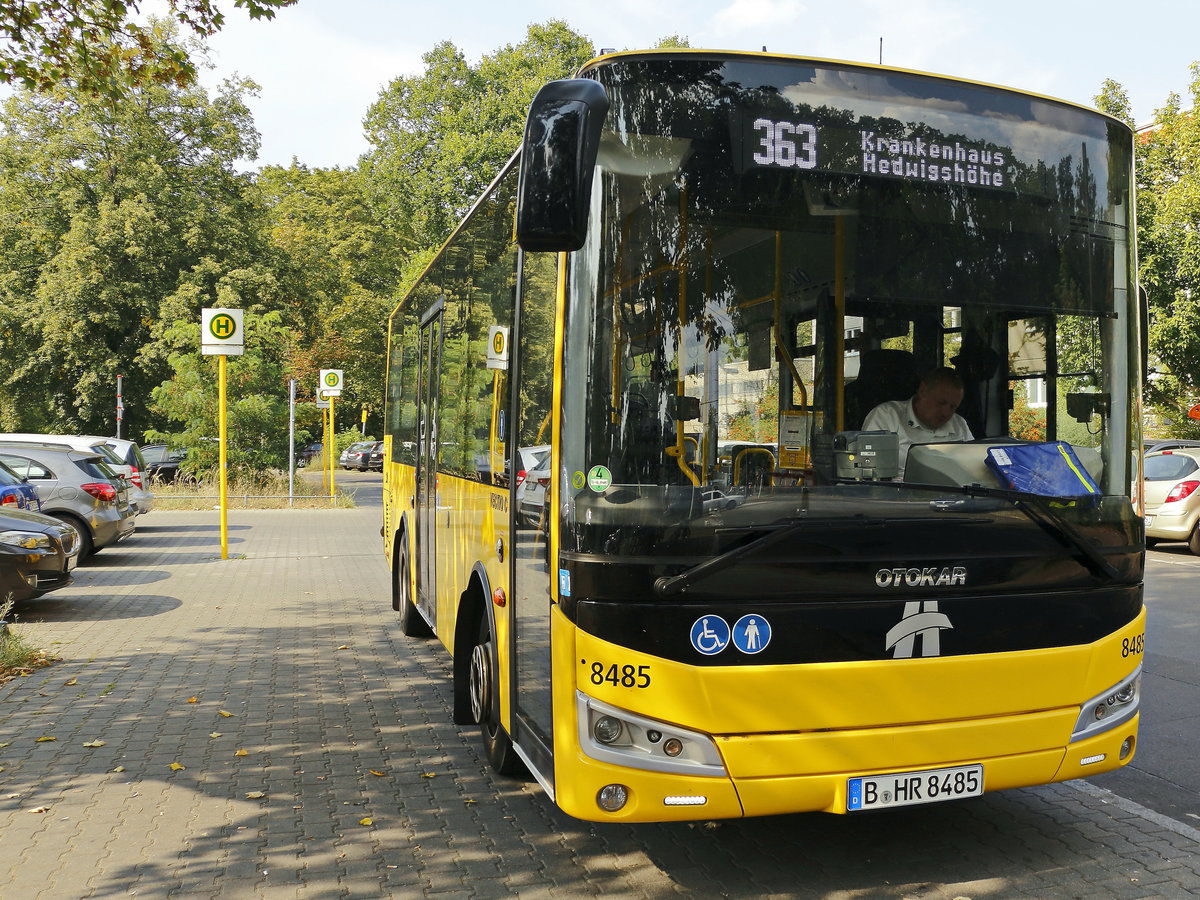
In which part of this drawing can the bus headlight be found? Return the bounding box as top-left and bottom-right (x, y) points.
(577, 692), (726, 777)
(1071, 666), (1141, 742)
(593, 715), (624, 744)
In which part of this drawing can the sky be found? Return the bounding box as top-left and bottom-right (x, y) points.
(182, 0), (1200, 170)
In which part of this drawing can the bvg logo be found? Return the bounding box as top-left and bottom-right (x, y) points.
(885, 600), (953, 658)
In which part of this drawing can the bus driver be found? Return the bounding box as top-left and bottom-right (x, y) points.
(863, 367), (973, 477)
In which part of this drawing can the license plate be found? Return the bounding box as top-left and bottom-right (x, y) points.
(847, 764), (983, 811)
(1144, 515), (1154, 527)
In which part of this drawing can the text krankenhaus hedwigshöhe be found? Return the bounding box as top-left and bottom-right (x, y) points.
(860, 130), (1006, 187)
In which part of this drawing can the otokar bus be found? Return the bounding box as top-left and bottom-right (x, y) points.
(382, 49), (1146, 822)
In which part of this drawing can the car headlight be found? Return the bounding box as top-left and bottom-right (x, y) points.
(0, 530), (52, 551)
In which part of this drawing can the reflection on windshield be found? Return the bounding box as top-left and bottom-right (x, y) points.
(560, 56), (1136, 558)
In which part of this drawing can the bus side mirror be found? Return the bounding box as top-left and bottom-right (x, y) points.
(516, 79), (609, 252)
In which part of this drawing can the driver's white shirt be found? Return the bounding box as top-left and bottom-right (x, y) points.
(862, 398), (973, 477)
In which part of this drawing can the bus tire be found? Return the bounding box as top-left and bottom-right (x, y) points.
(470, 616), (524, 776)
(396, 542), (433, 637)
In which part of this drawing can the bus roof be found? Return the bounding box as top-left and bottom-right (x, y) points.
(577, 48), (1130, 131)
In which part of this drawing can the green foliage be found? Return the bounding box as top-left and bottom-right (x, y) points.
(362, 20), (595, 250)
(1104, 64), (1200, 431)
(0, 1), (295, 96)
(0, 21), (266, 438)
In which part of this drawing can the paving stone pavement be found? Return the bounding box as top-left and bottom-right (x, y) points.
(1, 507), (1198, 899)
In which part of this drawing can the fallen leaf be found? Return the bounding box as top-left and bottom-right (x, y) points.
(359, 817), (373, 826)
(27, 806), (49, 814)
(369, 770), (386, 777)
(335, 645), (350, 651)
(420, 772), (436, 778)
(0, 742), (9, 748)
(245, 791), (266, 799)
(464, 799), (477, 805)
(209, 732), (222, 739)
(113, 766), (125, 773)
(235, 749), (249, 757)
(169, 762), (185, 771)
(218, 710), (235, 718)
(63, 678), (77, 686)
(35, 736), (56, 743)
(186, 697), (199, 704)
(82, 740), (106, 748)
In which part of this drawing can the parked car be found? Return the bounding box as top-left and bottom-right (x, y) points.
(1144, 448), (1200, 553)
(0, 506), (81, 602)
(141, 443), (189, 484)
(0, 433), (153, 516)
(701, 488), (744, 512)
(514, 445), (551, 526)
(339, 441), (376, 471)
(368, 442), (384, 472)
(0, 442), (136, 557)
(0, 459), (40, 511)
(297, 442), (323, 468)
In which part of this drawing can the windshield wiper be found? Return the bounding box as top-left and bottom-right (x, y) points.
(894, 481), (1120, 582)
(653, 516), (886, 598)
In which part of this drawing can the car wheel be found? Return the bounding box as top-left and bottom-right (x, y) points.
(52, 513), (93, 558)
(1189, 526), (1200, 556)
(396, 541), (433, 637)
(470, 615), (525, 776)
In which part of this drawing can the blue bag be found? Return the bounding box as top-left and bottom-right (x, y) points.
(984, 442), (1100, 497)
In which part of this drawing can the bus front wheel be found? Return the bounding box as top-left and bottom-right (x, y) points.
(396, 542), (432, 637)
(470, 616), (524, 775)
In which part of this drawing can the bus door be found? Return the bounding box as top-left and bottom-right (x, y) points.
(508, 253), (557, 779)
(415, 299), (444, 629)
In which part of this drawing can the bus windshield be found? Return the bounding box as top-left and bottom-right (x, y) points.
(559, 56), (1138, 571)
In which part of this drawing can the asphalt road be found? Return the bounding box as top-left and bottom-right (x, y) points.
(1091, 544), (1200, 830)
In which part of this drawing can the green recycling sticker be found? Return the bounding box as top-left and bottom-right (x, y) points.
(587, 465), (611, 492)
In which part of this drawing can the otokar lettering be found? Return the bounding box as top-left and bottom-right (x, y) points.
(860, 130), (1007, 188)
(875, 566), (967, 588)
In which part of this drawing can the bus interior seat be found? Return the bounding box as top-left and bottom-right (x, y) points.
(844, 349), (920, 430)
(950, 342), (1003, 437)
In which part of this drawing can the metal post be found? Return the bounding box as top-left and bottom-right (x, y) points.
(329, 395), (337, 500)
(116, 374), (124, 440)
(218, 356), (229, 560)
(288, 379), (296, 507)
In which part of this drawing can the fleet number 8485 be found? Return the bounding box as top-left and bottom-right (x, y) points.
(1122, 633), (1145, 657)
(589, 661), (651, 688)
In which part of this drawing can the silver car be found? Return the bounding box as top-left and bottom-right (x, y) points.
(0, 442), (136, 557)
(0, 433), (154, 515)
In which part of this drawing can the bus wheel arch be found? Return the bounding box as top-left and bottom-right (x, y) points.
(393, 522), (432, 637)
(456, 572), (524, 775)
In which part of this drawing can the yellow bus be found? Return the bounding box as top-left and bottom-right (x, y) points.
(382, 50), (1145, 822)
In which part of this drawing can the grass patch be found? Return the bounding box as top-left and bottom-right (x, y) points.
(0, 599), (59, 685)
(149, 470), (356, 510)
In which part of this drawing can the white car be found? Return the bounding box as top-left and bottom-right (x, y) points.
(514, 445), (551, 526)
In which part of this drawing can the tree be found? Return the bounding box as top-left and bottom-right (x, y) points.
(0, 20), (267, 438)
(361, 20), (595, 250)
(1098, 65), (1200, 429)
(0, 0), (295, 95)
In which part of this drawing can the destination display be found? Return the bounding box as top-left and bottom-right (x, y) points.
(737, 111), (1014, 192)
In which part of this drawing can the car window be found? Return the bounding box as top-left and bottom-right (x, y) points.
(74, 456), (118, 480)
(0, 462), (20, 486)
(0, 454), (50, 479)
(1145, 453), (1200, 481)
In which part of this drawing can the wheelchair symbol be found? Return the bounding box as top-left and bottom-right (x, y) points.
(690, 616), (730, 656)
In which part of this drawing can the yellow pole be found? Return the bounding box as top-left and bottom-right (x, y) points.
(218, 354), (229, 560)
(329, 395), (336, 500)
(323, 402), (331, 496)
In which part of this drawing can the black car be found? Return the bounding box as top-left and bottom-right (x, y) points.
(0, 507), (80, 602)
(368, 442), (384, 472)
(140, 444), (188, 484)
(297, 442), (323, 468)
